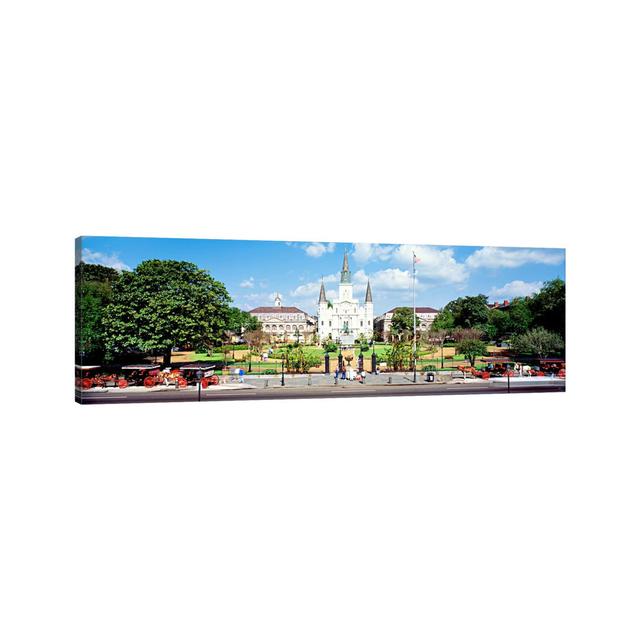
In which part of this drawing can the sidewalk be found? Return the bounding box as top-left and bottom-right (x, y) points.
(241, 372), (484, 389)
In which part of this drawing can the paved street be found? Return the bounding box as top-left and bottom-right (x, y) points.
(77, 377), (565, 404)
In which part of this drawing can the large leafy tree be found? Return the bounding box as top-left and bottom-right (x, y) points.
(487, 309), (511, 339)
(528, 279), (565, 336)
(443, 295), (489, 329)
(511, 328), (564, 358)
(430, 308), (455, 333)
(75, 262), (120, 363)
(506, 298), (533, 335)
(227, 307), (260, 336)
(103, 260), (231, 366)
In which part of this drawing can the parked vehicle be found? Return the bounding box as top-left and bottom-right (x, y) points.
(178, 363), (219, 388)
(75, 365), (102, 389)
(119, 364), (162, 388)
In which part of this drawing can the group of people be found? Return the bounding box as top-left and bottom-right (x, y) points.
(334, 364), (367, 383)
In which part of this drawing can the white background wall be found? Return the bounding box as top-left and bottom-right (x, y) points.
(2, 1), (639, 639)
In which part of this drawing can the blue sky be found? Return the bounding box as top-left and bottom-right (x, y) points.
(77, 237), (565, 315)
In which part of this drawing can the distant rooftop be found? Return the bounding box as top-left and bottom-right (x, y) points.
(249, 306), (310, 315)
(385, 306), (439, 314)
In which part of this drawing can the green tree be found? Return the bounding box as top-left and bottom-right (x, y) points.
(442, 295), (489, 328)
(391, 307), (418, 341)
(227, 307), (260, 336)
(284, 345), (322, 373)
(430, 308), (454, 333)
(75, 262), (120, 362)
(528, 279), (565, 336)
(452, 328), (486, 367)
(511, 328), (564, 358)
(456, 339), (487, 367)
(506, 298), (533, 335)
(487, 308), (511, 340)
(103, 260), (231, 366)
(388, 341), (412, 370)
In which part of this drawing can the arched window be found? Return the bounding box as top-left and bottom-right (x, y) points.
(286, 325), (291, 331)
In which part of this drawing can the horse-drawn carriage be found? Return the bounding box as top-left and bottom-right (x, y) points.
(75, 365), (102, 389)
(178, 363), (220, 388)
(76, 365), (127, 389)
(119, 364), (162, 388)
(538, 358), (566, 378)
(480, 357), (518, 378)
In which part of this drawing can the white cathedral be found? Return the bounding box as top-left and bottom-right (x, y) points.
(317, 251), (374, 344)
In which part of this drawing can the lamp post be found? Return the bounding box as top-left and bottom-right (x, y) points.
(281, 352), (285, 386)
(412, 252), (417, 383)
(196, 369), (202, 402)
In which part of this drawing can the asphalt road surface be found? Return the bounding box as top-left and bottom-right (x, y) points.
(77, 379), (565, 404)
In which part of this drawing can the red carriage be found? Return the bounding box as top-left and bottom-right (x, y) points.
(539, 358), (566, 378)
(75, 365), (103, 390)
(480, 357), (518, 378)
(178, 363), (220, 388)
(119, 364), (162, 388)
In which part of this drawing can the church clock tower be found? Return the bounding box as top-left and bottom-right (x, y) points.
(338, 250), (353, 302)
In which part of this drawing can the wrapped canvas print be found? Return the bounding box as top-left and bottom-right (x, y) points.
(75, 237), (565, 404)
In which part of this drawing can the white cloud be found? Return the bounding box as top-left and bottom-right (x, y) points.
(489, 280), (543, 300)
(81, 248), (131, 271)
(352, 243), (395, 263)
(394, 245), (468, 284)
(352, 267), (417, 291)
(291, 281), (323, 297)
(289, 273), (339, 299)
(369, 268), (416, 290)
(466, 247), (564, 269)
(239, 277), (255, 288)
(304, 242), (336, 258)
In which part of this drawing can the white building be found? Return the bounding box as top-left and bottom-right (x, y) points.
(317, 251), (374, 344)
(249, 294), (316, 343)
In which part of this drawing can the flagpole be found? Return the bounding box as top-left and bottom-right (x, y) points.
(413, 252), (417, 383)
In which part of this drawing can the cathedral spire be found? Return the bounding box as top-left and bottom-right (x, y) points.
(342, 249), (349, 273)
(318, 279), (327, 303)
(340, 249), (351, 283)
(365, 280), (373, 303)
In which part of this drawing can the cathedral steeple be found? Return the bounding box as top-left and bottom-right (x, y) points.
(365, 280), (373, 303)
(318, 279), (327, 304)
(340, 249), (351, 283)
